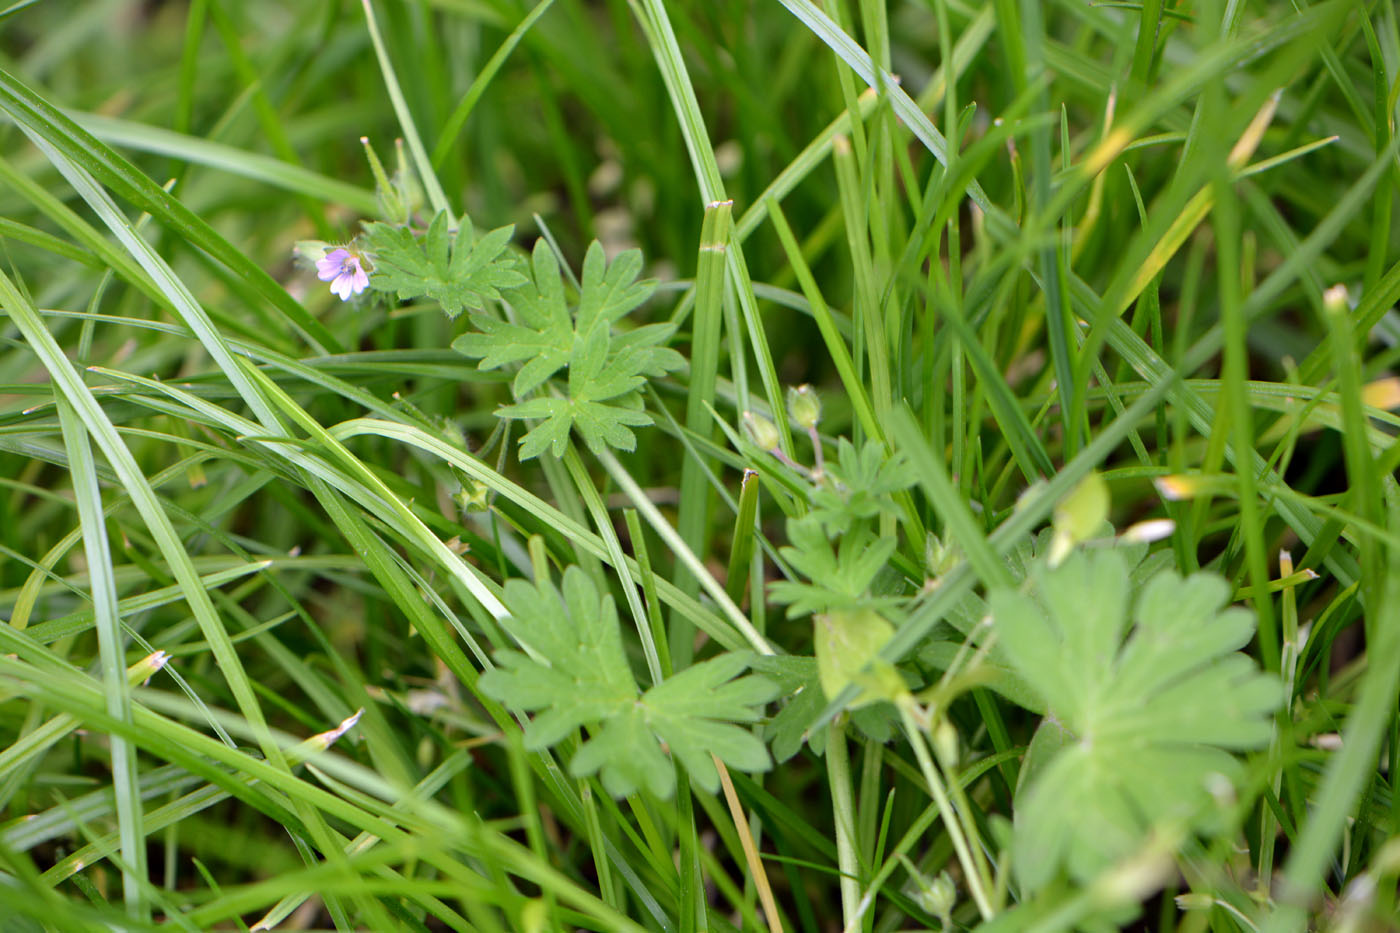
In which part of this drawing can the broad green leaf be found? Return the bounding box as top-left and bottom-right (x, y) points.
(574, 241), (653, 332)
(814, 607), (899, 708)
(570, 707), (673, 799)
(455, 237), (681, 459)
(1049, 470), (1110, 563)
(453, 238), (574, 393)
(991, 549), (1281, 890)
(365, 210), (525, 318)
(769, 516), (900, 617)
(921, 530), (1170, 714)
(478, 567), (776, 798)
(643, 652), (777, 792)
(807, 439), (915, 532)
(479, 567), (636, 749)
(498, 393), (654, 459)
(754, 656), (830, 762)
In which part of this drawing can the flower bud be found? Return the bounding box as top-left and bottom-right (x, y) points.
(293, 239), (331, 267)
(1323, 283), (1350, 315)
(362, 136), (408, 225)
(306, 709), (363, 753)
(787, 384), (821, 430)
(741, 411), (780, 450)
(455, 479), (490, 514)
(393, 138), (426, 218)
(1121, 518), (1175, 544)
(1049, 470), (1109, 566)
(1054, 470), (1109, 543)
(924, 532), (960, 577)
(129, 650), (169, 686)
(932, 717), (959, 767)
(915, 871), (957, 925)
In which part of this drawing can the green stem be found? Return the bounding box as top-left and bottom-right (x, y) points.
(897, 701), (994, 920)
(562, 445), (664, 686)
(595, 448), (775, 656)
(826, 721), (862, 926)
(359, 0), (451, 219)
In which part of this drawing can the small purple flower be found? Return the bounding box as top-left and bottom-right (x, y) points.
(316, 248), (369, 301)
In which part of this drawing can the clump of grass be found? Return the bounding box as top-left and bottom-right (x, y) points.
(0, 1), (1397, 931)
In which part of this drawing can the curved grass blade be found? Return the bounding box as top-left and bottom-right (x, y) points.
(55, 397), (148, 919)
(0, 66), (341, 353)
(74, 112), (378, 215)
(431, 0), (556, 169)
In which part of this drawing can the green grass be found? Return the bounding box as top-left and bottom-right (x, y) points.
(1, 0), (1398, 930)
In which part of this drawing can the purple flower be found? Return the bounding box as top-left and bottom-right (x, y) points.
(316, 248), (369, 301)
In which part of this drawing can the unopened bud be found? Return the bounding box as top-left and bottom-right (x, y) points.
(1050, 470), (1109, 566)
(362, 136), (407, 225)
(1121, 518), (1175, 544)
(292, 239), (331, 266)
(1054, 470), (1109, 544)
(307, 709), (363, 752)
(915, 870), (957, 925)
(924, 532), (960, 577)
(1323, 283), (1350, 314)
(741, 411), (779, 450)
(932, 718), (959, 767)
(393, 138), (426, 217)
(787, 384), (821, 430)
(440, 418), (467, 449)
(455, 479), (489, 513)
(1154, 474), (1201, 501)
(129, 651), (169, 686)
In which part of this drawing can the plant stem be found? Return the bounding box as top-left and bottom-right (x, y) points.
(897, 700), (994, 920)
(826, 721), (862, 927)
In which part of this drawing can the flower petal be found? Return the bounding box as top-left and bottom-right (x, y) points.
(316, 249), (349, 281)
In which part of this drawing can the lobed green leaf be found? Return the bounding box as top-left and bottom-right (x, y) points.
(364, 210), (525, 318)
(992, 549), (1282, 890)
(478, 567), (775, 798)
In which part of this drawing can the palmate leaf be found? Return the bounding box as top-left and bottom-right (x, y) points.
(807, 438), (915, 532)
(638, 652), (775, 792)
(452, 239), (574, 395)
(454, 238), (683, 459)
(477, 567), (637, 748)
(753, 655), (895, 761)
(769, 515), (900, 617)
(990, 549), (1281, 891)
(478, 567), (777, 798)
(364, 210), (525, 318)
(918, 530), (1174, 714)
(496, 323), (656, 458)
(499, 393), (655, 459)
(754, 656), (829, 762)
(573, 239), (654, 332)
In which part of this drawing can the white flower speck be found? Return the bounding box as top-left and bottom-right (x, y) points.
(316, 248), (369, 300)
